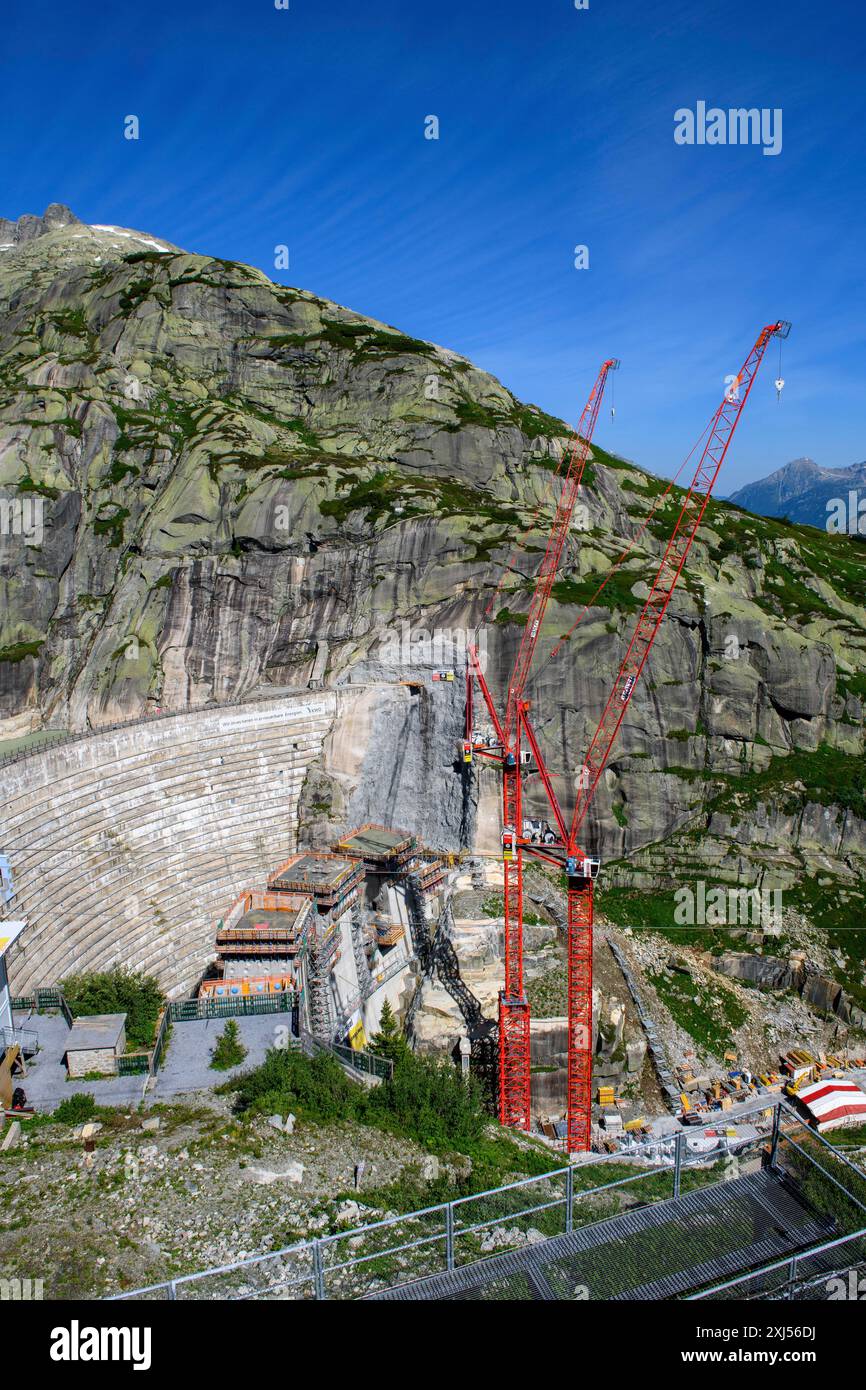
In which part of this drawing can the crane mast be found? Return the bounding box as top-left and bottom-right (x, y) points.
(467, 358), (619, 1130)
(504, 360), (620, 746)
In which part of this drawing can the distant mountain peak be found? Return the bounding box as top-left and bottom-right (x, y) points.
(0, 207), (180, 273)
(728, 456), (866, 529)
(0, 203), (82, 246)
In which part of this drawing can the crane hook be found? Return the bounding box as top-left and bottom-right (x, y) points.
(774, 377), (785, 402)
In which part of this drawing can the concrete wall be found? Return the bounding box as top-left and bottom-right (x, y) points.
(0, 693), (341, 996)
(67, 1046), (118, 1078)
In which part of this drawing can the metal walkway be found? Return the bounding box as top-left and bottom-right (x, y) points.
(366, 1169), (830, 1301)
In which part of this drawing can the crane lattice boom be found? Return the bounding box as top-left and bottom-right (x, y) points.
(505, 359), (619, 745)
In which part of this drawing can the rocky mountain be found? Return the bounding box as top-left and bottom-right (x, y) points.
(728, 455), (866, 532)
(0, 202), (83, 247)
(1, 207), (866, 997)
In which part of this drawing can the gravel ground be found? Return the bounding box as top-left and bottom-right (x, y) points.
(0, 1092), (435, 1299)
(13, 1012), (289, 1111)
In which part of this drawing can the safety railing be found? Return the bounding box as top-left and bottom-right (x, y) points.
(150, 1008), (171, 1075)
(685, 1227), (866, 1300)
(0, 1025), (38, 1055)
(167, 992), (296, 1023)
(117, 1052), (150, 1076)
(298, 1028), (393, 1082)
(686, 1106), (866, 1299)
(12, 987), (73, 1027)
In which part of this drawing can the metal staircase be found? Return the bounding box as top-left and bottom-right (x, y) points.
(306, 923), (334, 1041)
(402, 873), (434, 1041)
(350, 901), (373, 1002)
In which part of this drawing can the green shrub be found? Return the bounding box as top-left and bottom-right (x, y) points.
(226, 1017), (487, 1154)
(364, 1053), (487, 1151)
(228, 1047), (359, 1123)
(53, 1092), (97, 1125)
(209, 1020), (247, 1071)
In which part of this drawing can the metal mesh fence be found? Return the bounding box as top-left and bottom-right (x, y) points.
(318, 1208), (449, 1299)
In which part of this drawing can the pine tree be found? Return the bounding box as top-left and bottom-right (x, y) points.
(210, 1018), (247, 1070)
(368, 998), (410, 1069)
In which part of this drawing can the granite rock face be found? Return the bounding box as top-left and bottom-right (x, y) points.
(1, 209), (865, 904)
(0, 203), (82, 246)
(713, 951), (866, 1030)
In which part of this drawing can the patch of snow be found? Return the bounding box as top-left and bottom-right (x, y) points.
(91, 225), (170, 252)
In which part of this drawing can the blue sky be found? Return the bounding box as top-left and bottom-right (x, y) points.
(3, 0), (865, 489)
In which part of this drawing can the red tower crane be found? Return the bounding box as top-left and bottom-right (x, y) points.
(468, 319), (790, 1149)
(522, 319), (791, 1151)
(466, 357), (620, 1130)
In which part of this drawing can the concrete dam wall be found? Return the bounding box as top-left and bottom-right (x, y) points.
(0, 693), (337, 996)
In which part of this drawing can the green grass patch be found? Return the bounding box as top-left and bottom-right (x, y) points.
(709, 744), (866, 821)
(319, 468), (523, 531)
(551, 569), (643, 614)
(93, 506), (129, 548)
(17, 475), (61, 500)
(599, 886), (729, 950)
(526, 965), (567, 1017)
(647, 969), (748, 1055)
(510, 402), (569, 440)
(0, 640), (43, 663)
(789, 877), (866, 1011)
(48, 308), (88, 337)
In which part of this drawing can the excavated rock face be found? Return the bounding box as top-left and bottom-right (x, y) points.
(713, 951), (866, 1030)
(713, 952), (803, 992)
(1, 209), (865, 919)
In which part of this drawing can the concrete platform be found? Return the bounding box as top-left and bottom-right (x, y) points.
(334, 825), (414, 861)
(12, 1010), (283, 1111)
(270, 853), (357, 893)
